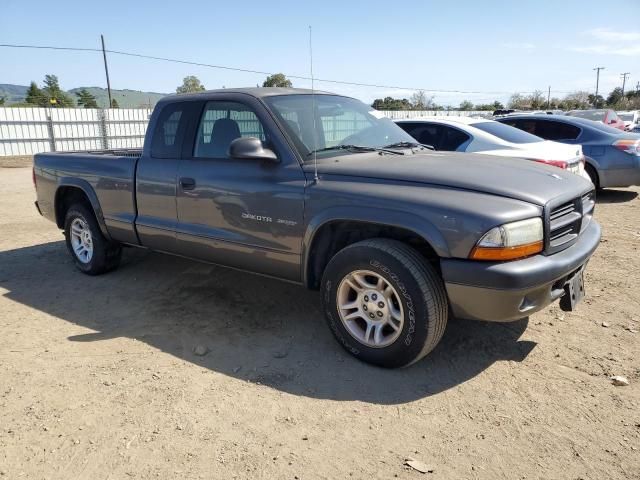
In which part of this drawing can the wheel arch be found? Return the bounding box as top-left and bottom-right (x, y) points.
(583, 157), (600, 189)
(302, 208), (449, 289)
(54, 178), (111, 240)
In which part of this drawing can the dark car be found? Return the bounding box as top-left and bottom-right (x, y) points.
(497, 114), (640, 188)
(33, 89), (599, 368)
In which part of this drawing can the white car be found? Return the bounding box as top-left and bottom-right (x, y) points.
(395, 116), (589, 180)
(617, 110), (639, 132)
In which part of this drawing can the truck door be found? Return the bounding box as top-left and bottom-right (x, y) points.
(174, 95), (306, 281)
(135, 101), (197, 252)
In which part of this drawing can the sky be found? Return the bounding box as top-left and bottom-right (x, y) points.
(1, 0), (639, 106)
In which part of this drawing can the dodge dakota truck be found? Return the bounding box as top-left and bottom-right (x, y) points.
(34, 88), (601, 368)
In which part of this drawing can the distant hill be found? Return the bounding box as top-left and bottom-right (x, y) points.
(0, 84), (168, 108)
(0, 84), (28, 103)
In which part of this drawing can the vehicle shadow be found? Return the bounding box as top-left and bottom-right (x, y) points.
(0, 241), (536, 405)
(596, 189), (638, 204)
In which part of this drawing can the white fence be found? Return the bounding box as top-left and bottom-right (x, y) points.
(0, 107), (152, 156)
(0, 107), (490, 157)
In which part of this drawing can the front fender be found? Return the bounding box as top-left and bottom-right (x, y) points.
(55, 177), (112, 240)
(302, 206), (450, 286)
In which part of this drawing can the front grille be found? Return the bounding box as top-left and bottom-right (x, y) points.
(546, 190), (595, 253)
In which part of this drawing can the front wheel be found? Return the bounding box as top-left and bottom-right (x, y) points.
(64, 204), (122, 275)
(321, 239), (448, 368)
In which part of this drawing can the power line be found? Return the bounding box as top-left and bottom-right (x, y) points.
(0, 42), (572, 97)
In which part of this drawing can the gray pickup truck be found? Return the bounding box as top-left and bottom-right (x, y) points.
(34, 88), (601, 367)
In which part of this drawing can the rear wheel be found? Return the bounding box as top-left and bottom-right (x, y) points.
(64, 204), (121, 275)
(321, 239), (448, 368)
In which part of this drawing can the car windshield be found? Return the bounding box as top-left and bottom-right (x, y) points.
(472, 121), (543, 144)
(617, 112), (635, 121)
(263, 94), (416, 159)
(568, 110), (606, 121)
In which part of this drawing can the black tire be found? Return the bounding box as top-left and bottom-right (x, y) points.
(64, 203), (121, 275)
(585, 164), (600, 190)
(321, 239), (448, 368)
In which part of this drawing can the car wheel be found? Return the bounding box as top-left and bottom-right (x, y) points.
(321, 239), (448, 368)
(64, 204), (122, 275)
(585, 164), (600, 190)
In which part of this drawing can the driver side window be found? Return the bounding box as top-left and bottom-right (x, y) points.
(194, 101), (267, 158)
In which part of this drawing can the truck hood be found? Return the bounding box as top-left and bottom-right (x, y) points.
(307, 151), (592, 206)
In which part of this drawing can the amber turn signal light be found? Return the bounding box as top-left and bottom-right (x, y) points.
(469, 240), (543, 261)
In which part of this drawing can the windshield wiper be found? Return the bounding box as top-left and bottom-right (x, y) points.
(307, 144), (404, 156)
(383, 141), (436, 151)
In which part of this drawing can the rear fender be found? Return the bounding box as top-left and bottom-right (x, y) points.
(55, 177), (112, 240)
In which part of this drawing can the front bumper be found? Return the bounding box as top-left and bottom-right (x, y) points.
(441, 219), (601, 322)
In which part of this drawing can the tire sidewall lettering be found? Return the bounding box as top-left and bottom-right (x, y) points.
(325, 279), (360, 355)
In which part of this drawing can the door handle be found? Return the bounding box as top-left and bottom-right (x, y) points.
(180, 177), (196, 190)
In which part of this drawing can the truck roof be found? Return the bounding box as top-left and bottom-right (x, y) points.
(160, 87), (335, 103)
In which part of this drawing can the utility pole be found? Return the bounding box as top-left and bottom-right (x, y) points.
(593, 67), (605, 107)
(547, 85), (551, 110)
(620, 72), (630, 98)
(101, 35), (113, 109)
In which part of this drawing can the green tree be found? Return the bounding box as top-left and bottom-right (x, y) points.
(459, 100), (474, 110)
(25, 81), (46, 106)
(561, 91), (590, 110)
(606, 87), (623, 107)
(0, 96), (5, 106)
(176, 75), (206, 94)
(473, 101), (505, 111)
(75, 88), (99, 108)
(371, 96), (412, 110)
(588, 94), (605, 108)
(42, 75), (74, 107)
(111, 98), (120, 108)
(262, 73), (292, 88)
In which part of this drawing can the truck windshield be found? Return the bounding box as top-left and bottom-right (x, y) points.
(264, 94), (416, 159)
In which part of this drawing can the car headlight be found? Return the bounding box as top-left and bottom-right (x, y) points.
(469, 218), (543, 261)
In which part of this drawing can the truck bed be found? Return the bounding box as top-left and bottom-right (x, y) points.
(34, 150), (141, 245)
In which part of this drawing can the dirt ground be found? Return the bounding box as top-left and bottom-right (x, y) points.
(0, 166), (638, 480)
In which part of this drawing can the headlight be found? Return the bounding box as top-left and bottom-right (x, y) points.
(469, 218), (543, 261)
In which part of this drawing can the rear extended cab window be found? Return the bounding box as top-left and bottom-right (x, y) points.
(150, 102), (191, 159)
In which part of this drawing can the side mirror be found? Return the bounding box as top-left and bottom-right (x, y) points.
(228, 137), (279, 163)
